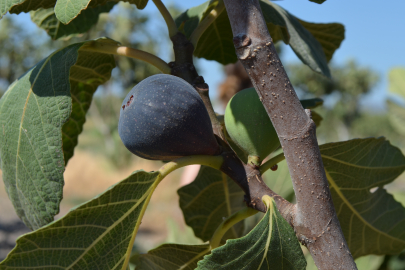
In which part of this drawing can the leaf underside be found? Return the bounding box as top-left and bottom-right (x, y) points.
(320, 138), (405, 258)
(197, 197), (306, 269)
(178, 166), (245, 242)
(0, 170), (160, 269)
(0, 38), (117, 230)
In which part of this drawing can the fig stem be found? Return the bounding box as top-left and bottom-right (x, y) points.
(122, 154), (223, 269)
(259, 152), (285, 174)
(152, 0), (179, 38)
(190, 0), (226, 48)
(82, 41), (171, 74)
(210, 207), (258, 250)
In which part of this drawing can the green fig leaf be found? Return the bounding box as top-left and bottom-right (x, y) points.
(263, 2), (330, 77)
(178, 166), (245, 242)
(30, 3), (116, 40)
(297, 18), (344, 62)
(134, 243), (210, 270)
(2, 0), (147, 22)
(0, 170), (161, 269)
(320, 138), (405, 258)
(197, 196), (306, 270)
(0, 38), (117, 230)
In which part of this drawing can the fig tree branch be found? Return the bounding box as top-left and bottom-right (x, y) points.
(222, 0), (357, 268)
(82, 42), (171, 74)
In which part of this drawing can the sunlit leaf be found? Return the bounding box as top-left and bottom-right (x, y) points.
(134, 243), (210, 270)
(197, 196), (306, 269)
(30, 3), (116, 40)
(178, 166), (245, 242)
(0, 170), (161, 269)
(0, 38), (117, 230)
(54, 0), (147, 24)
(3, 0), (147, 22)
(320, 138), (405, 258)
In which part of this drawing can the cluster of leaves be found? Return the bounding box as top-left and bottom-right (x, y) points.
(0, 0), (404, 269)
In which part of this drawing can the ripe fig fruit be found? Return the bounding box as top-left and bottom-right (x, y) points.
(224, 87), (280, 163)
(118, 74), (220, 160)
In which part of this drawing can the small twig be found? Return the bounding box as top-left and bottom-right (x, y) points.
(190, 0), (225, 48)
(152, 0), (179, 38)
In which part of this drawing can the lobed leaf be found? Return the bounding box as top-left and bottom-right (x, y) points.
(320, 138), (405, 258)
(134, 243), (210, 270)
(2, 0), (147, 22)
(30, 2), (116, 40)
(178, 166), (245, 242)
(0, 170), (161, 269)
(0, 38), (117, 230)
(197, 197), (306, 270)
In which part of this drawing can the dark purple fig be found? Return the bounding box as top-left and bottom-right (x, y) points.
(118, 74), (220, 160)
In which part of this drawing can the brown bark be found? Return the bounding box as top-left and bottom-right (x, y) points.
(222, 0), (357, 269)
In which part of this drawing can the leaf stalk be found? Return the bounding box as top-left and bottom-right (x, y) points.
(152, 0), (179, 38)
(81, 41), (171, 74)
